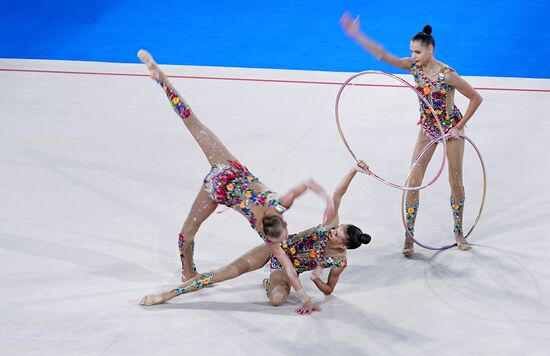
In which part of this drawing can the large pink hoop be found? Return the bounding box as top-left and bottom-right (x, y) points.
(400, 133), (487, 250)
(335, 70), (448, 191)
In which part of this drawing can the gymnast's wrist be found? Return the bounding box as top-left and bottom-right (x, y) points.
(352, 31), (365, 41)
(296, 289), (310, 303)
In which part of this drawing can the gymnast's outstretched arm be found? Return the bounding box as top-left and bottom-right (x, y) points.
(340, 12), (412, 70)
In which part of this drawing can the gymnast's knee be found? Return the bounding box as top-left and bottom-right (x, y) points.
(268, 291), (288, 306)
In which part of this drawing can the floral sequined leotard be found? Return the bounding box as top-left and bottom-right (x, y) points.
(411, 62), (463, 139)
(270, 225), (347, 274)
(204, 160), (286, 242)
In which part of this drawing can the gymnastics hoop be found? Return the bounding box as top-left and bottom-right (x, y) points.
(335, 70), (448, 191)
(400, 133), (487, 250)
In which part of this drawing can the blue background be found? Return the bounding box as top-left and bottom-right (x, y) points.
(1, 0), (549, 78)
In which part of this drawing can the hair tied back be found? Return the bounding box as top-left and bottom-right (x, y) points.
(423, 24), (432, 35)
(361, 234), (372, 245)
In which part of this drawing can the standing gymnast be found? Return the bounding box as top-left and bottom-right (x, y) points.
(340, 12), (483, 256)
(138, 50), (334, 314)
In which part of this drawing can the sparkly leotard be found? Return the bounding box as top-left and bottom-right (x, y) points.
(270, 225), (347, 274)
(411, 62), (463, 139)
(203, 160), (286, 242)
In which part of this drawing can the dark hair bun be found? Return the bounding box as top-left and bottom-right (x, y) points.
(361, 234), (371, 245)
(423, 25), (432, 35)
(344, 225), (371, 250)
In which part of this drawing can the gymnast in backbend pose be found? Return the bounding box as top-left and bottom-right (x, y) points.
(140, 161), (371, 314)
(138, 50), (335, 314)
(340, 13), (483, 256)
